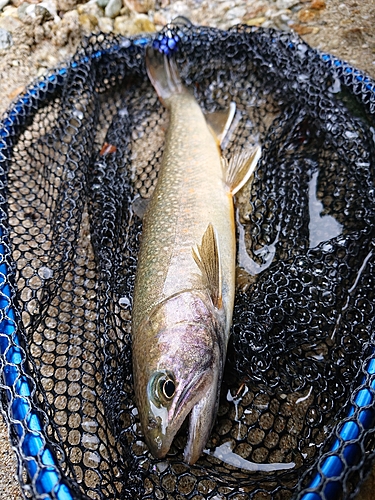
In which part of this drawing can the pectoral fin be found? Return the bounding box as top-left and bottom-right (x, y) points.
(223, 145), (262, 195)
(192, 224), (222, 309)
(131, 195), (150, 219)
(205, 102), (236, 146)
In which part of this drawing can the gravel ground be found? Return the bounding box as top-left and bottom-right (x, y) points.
(0, 0), (374, 498)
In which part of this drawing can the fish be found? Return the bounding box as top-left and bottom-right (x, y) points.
(131, 45), (261, 465)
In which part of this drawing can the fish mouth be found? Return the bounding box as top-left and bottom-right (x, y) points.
(174, 371), (205, 420)
(183, 377), (219, 464)
(173, 368), (219, 465)
(145, 369), (218, 464)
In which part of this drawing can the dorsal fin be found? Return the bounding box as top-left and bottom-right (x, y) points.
(192, 223), (222, 309)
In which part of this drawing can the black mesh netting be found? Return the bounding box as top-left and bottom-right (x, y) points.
(0, 23), (375, 500)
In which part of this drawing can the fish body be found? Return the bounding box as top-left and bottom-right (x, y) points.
(131, 47), (260, 464)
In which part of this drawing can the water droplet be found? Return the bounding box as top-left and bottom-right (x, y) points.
(119, 296), (131, 307)
(72, 108), (84, 120)
(38, 266), (54, 279)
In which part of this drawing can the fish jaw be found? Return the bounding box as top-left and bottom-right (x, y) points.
(132, 291), (225, 463)
(144, 357), (220, 462)
(183, 367), (221, 464)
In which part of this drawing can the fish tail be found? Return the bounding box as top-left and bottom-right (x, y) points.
(145, 46), (187, 105)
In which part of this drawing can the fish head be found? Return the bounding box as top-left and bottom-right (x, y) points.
(132, 291), (226, 464)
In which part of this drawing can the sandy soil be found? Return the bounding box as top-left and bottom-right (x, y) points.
(0, 0), (374, 498)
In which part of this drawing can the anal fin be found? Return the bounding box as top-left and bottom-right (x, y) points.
(192, 224), (222, 309)
(224, 145), (262, 195)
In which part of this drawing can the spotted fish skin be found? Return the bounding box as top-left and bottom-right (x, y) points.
(132, 90), (236, 335)
(131, 47), (260, 464)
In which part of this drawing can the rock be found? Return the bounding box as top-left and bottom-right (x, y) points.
(97, 15), (113, 32)
(0, 27), (12, 49)
(162, 1), (191, 22)
(97, 0), (109, 7)
(298, 8), (316, 23)
(53, 9), (82, 46)
(104, 0), (121, 18)
(153, 10), (167, 26)
(0, 0), (10, 11)
(58, 0), (81, 11)
(311, 0), (326, 9)
(224, 5), (246, 21)
(17, 1), (31, 21)
(275, 0), (299, 8)
(265, 9), (293, 31)
(113, 15), (131, 34)
(0, 14), (22, 31)
(1, 4), (16, 15)
(17, 2), (54, 23)
(125, 0), (155, 14)
(79, 13), (98, 32)
(132, 13), (155, 32)
(0, 4), (23, 31)
(114, 13), (155, 35)
(40, 0), (59, 22)
(290, 23), (319, 35)
(77, 1), (103, 19)
(245, 17), (266, 26)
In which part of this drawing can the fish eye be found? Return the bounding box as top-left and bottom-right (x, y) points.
(150, 371), (176, 404)
(161, 378), (175, 399)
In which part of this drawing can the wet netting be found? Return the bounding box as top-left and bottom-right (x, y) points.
(0, 22), (375, 500)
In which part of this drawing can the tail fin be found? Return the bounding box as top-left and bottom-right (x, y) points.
(145, 46), (186, 105)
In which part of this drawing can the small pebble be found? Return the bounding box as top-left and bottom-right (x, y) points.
(125, 0), (155, 14)
(77, 1), (103, 19)
(275, 0), (299, 8)
(298, 9), (316, 22)
(1, 4), (17, 16)
(105, 0), (122, 18)
(153, 10), (167, 26)
(58, 0), (81, 11)
(114, 13), (155, 36)
(245, 16), (266, 26)
(0, 8), (22, 31)
(0, 27), (12, 49)
(311, 0), (326, 8)
(97, 16), (113, 32)
(224, 5), (246, 21)
(0, 0), (10, 11)
(133, 14), (155, 32)
(97, 0), (109, 7)
(17, 2), (53, 23)
(79, 13), (98, 31)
